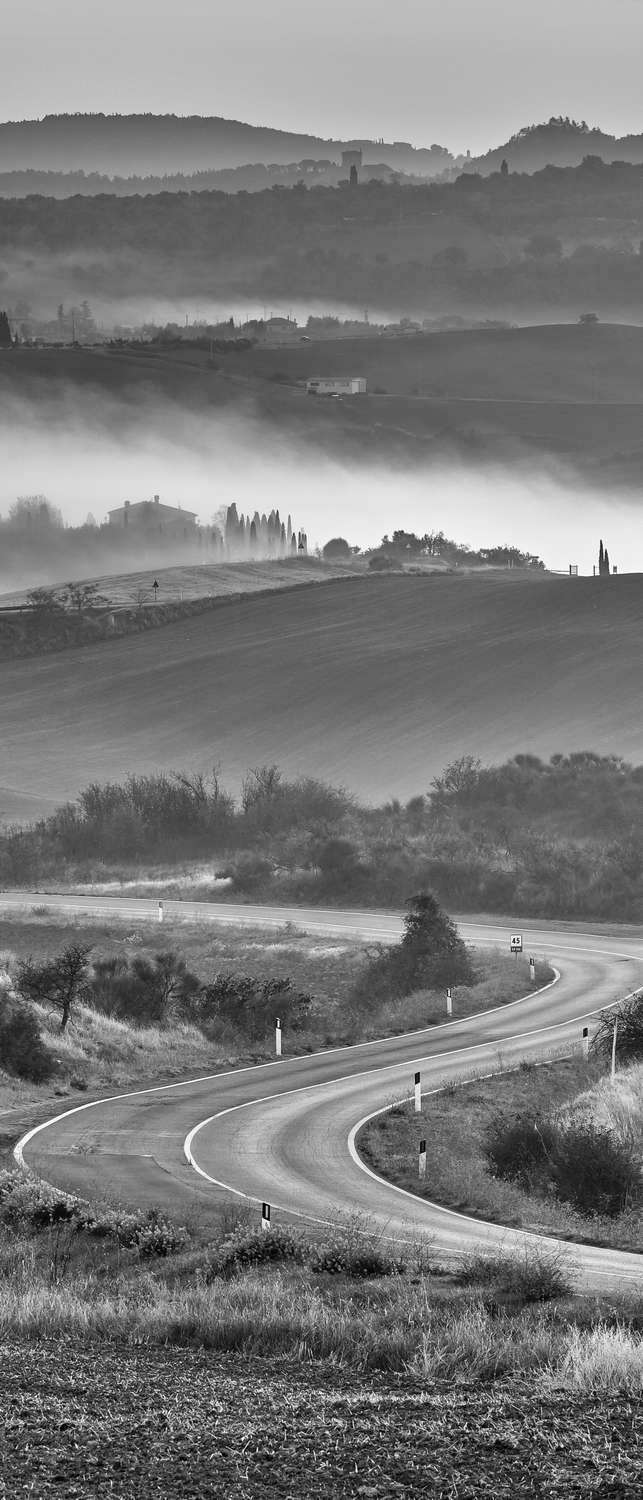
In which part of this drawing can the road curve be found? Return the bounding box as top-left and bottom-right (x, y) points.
(6, 892), (643, 1291)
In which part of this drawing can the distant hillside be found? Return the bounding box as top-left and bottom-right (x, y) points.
(0, 113), (453, 178)
(1, 573), (641, 821)
(471, 117), (643, 175)
(4, 161), (643, 325)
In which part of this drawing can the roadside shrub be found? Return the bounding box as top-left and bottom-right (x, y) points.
(198, 973), (312, 1042)
(207, 1224), (307, 1277)
(0, 1003), (53, 1082)
(549, 1124), (641, 1218)
(484, 1112), (641, 1218)
(456, 1243), (573, 1302)
(0, 1172), (187, 1255)
(592, 995), (643, 1063)
(88, 951), (201, 1026)
(484, 1112), (557, 1190)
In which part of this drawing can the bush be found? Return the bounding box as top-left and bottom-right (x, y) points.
(484, 1112), (557, 1190)
(549, 1124), (641, 1218)
(457, 1243), (573, 1303)
(484, 1111), (641, 1218)
(0, 1003), (53, 1082)
(592, 995), (643, 1064)
(0, 1172), (188, 1255)
(198, 973), (312, 1042)
(207, 1224), (307, 1277)
(89, 951), (201, 1026)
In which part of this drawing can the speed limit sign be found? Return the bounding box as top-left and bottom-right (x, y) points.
(510, 934), (523, 953)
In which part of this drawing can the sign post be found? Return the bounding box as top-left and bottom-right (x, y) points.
(510, 934), (523, 958)
(414, 1071), (421, 1114)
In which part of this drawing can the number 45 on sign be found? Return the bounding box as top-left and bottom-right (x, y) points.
(510, 934), (523, 954)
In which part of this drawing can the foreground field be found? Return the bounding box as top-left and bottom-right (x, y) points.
(2, 571), (642, 821)
(1, 1294), (641, 1497)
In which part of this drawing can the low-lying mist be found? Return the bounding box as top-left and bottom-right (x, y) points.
(0, 383), (640, 582)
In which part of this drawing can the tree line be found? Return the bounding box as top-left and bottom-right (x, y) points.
(2, 752), (642, 921)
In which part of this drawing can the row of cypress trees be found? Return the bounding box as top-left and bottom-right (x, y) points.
(224, 503), (307, 559)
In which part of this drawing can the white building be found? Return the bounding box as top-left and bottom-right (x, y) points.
(306, 376), (367, 396)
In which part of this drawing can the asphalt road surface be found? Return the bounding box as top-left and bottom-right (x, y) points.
(6, 892), (642, 1291)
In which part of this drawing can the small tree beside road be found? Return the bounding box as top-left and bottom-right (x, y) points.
(15, 944), (92, 1030)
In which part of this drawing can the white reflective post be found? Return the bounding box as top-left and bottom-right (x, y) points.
(419, 1139), (427, 1179)
(446, 987), (452, 1017)
(529, 956), (536, 982)
(582, 1025), (589, 1060)
(261, 1202), (271, 1232)
(414, 1070), (421, 1113)
(275, 1018), (282, 1057)
(158, 901), (164, 924)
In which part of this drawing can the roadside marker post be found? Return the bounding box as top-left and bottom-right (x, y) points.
(582, 1026), (589, 1060)
(419, 1139), (427, 1179)
(275, 1018), (282, 1057)
(261, 1203), (271, 1232)
(158, 901), (164, 924)
(529, 956), (536, 983)
(414, 1071), (421, 1113)
(446, 987), (452, 1017)
(611, 1018), (618, 1083)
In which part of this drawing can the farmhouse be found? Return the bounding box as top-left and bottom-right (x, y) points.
(107, 495), (198, 538)
(306, 376), (367, 396)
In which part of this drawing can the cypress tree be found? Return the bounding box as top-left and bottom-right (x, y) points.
(604, 548), (610, 575)
(599, 539), (604, 574)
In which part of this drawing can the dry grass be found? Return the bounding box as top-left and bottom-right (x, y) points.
(0, 1247), (639, 1392)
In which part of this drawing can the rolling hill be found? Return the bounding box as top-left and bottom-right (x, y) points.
(1, 571), (642, 823)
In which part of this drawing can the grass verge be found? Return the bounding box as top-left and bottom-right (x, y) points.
(357, 1058), (643, 1252)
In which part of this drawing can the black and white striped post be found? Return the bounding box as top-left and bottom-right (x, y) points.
(582, 1025), (589, 1060)
(275, 1018), (282, 1057)
(158, 900), (164, 924)
(529, 955), (536, 982)
(418, 1139), (427, 1179)
(611, 1017), (618, 1083)
(446, 987), (452, 1018)
(261, 1202), (271, 1232)
(414, 1070), (421, 1114)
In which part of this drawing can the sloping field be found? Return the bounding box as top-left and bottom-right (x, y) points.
(0, 557), (360, 609)
(1, 572), (642, 823)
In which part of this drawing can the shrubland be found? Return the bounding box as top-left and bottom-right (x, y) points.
(3, 750), (643, 921)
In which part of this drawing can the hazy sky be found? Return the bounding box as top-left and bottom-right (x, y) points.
(6, 0), (643, 153)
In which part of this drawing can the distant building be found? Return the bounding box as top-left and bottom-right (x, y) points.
(306, 376), (367, 396)
(341, 149), (363, 174)
(107, 494), (198, 539)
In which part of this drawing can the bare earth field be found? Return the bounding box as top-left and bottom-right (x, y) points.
(1, 1341), (639, 1499)
(1, 571), (642, 821)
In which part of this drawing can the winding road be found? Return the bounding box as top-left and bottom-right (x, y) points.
(5, 892), (643, 1292)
